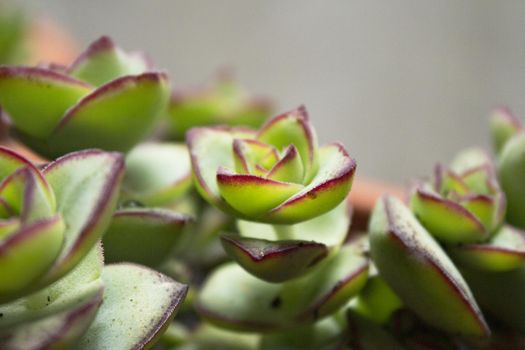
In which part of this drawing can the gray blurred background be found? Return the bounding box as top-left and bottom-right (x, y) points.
(15, 1), (525, 184)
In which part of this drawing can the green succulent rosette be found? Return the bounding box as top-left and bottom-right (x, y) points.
(188, 106), (356, 225)
(0, 36), (170, 158)
(409, 148), (505, 244)
(167, 74), (272, 140)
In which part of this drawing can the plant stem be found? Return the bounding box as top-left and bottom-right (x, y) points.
(273, 224), (294, 240)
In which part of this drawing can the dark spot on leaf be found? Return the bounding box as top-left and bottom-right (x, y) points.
(270, 296), (282, 309)
(307, 192), (317, 199)
(47, 296), (51, 302)
(0, 313), (3, 318)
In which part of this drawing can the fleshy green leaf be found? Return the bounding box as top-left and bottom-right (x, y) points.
(0, 216), (64, 301)
(0, 166), (55, 222)
(257, 106), (318, 183)
(450, 225), (525, 271)
(167, 77), (271, 140)
(490, 107), (523, 155)
(187, 127), (244, 207)
(369, 195), (489, 336)
(196, 244), (368, 332)
(410, 188), (487, 244)
(45, 73), (169, 157)
(0, 244), (104, 328)
(122, 142), (192, 206)
(458, 194), (499, 233)
(449, 147), (493, 174)
(232, 138), (279, 175)
(221, 235), (328, 282)
(351, 274), (403, 324)
(0, 146), (46, 182)
(0, 66), (92, 138)
(77, 263), (188, 350)
(40, 150), (124, 285)
(263, 143), (355, 224)
(103, 208), (190, 268)
(0, 288), (102, 350)
(216, 167), (303, 219)
(266, 145), (304, 183)
(499, 133), (525, 229)
(237, 200), (350, 248)
(68, 36), (150, 86)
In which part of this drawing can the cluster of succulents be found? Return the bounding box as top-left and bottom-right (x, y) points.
(2, 23), (525, 350)
(362, 108), (525, 348)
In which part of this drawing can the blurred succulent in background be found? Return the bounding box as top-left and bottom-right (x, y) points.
(0, 146), (188, 349)
(166, 72), (272, 140)
(0, 36), (169, 158)
(185, 105), (368, 341)
(409, 147), (505, 244)
(0, 4), (26, 64)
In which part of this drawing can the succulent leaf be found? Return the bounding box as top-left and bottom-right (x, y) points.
(490, 107), (523, 155)
(48, 73), (169, 157)
(167, 75), (271, 140)
(221, 235), (328, 282)
(257, 106), (318, 183)
(196, 244), (368, 332)
(122, 142), (192, 206)
(0, 288), (102, 350)
(410, 188), (488, 244)
(0, 216), (64, 299)
(450, 225), (525, 271)
(369, 195), (489, 336)
(68, 36), (151, 86)
(217, 167), (304, 218)
(0, 66), (92, 138)
(498, 133), (525, 229)
(0, 244), (104, 328)
(77, 263), (188, 350)
(40, 150), (124, 285)
(352, 274), (403, 324)
(263, 143), (355, 224)
(103, 208), (191, 267)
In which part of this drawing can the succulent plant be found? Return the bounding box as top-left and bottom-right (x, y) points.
(188, 106), (355, 224)
(0, 146), (188, 348)
(186, 105), (367, 337)
(166, 73), (271, 140)
(0, 36), (169, 158)
(363, 111), (525, 345)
